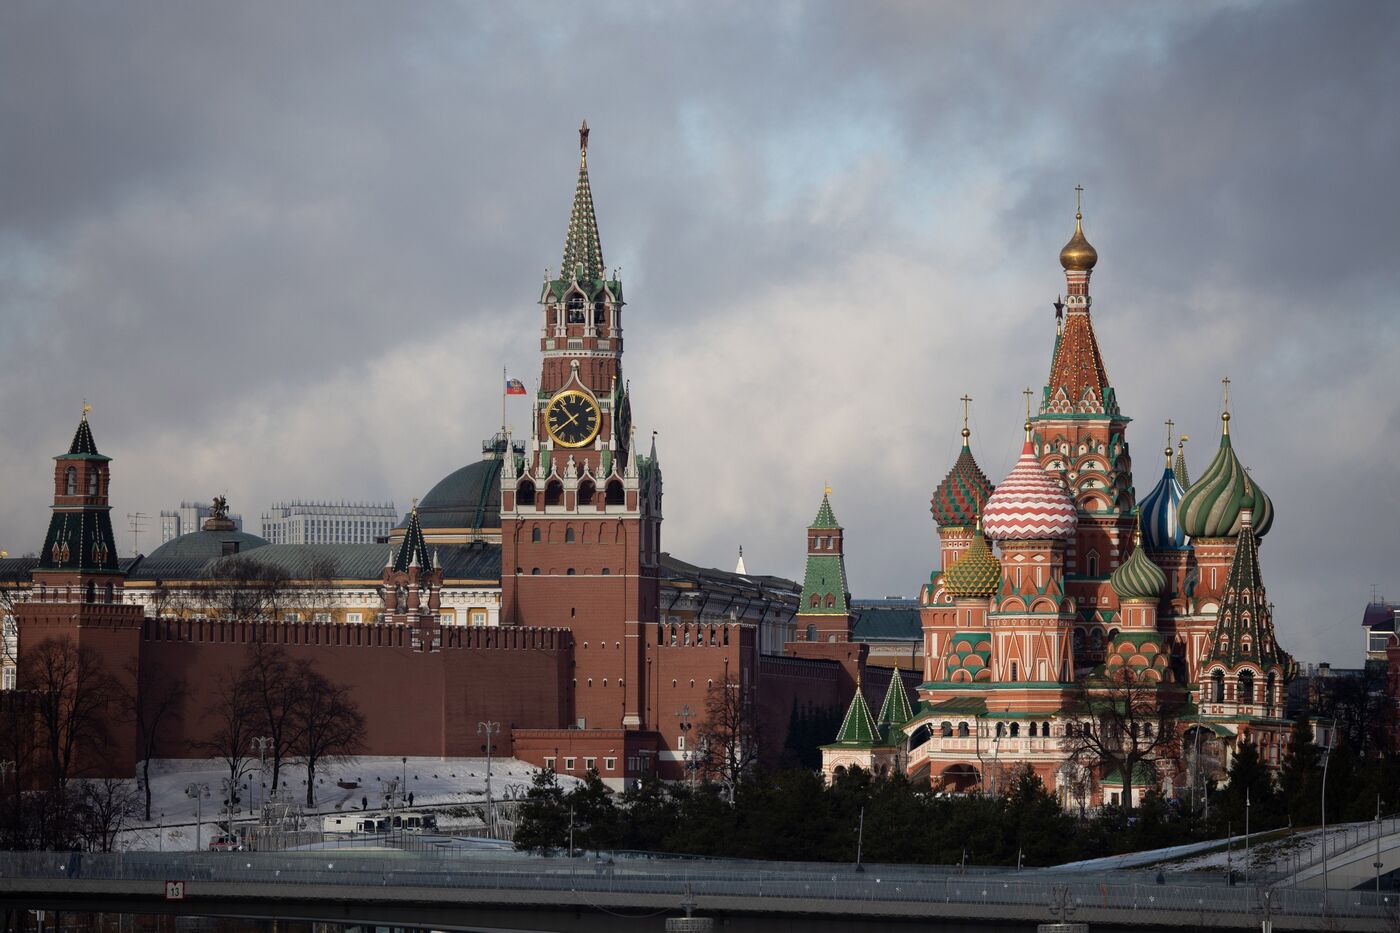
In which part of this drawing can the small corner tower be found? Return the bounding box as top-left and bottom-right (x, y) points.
(797, 488), (854, 642)
(381, 502), (442, 630)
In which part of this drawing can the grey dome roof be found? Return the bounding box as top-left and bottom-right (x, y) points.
(143, 529), (270, 564)
(406, 457), (503, 531)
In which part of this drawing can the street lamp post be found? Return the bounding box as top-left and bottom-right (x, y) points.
(478, 720), (500, 836)
(854, 805), (865, 873)
(251, 736), (273, 815)
(401, 757), (408, 809)
(676, 705), (696, 787)
(1321, 719), (1335, 904)
(1376, 794), (1384, 895)
(184, 783), (209, 851)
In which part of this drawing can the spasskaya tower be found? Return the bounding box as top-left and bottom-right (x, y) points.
(501, 122), (661, 733)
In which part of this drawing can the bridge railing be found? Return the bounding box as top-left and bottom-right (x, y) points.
(1268, 816), (1400, 881)
(0, 849), (1396, 924)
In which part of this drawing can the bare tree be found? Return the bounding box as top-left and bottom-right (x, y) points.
(1059, 667), (1183, 812)
(200, 555), (295, 621)
(120, 658), (188, 820)
(197, 662), (259, 801)
(20, 639), (117, 794)
(696, 679), (760, 797)
(243, 641), (303, 796)
(297, 555), (340, 618)
(291, 664), (365, 808)
(75, 777), (140, 852)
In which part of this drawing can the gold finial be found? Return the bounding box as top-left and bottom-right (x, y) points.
(1074, 184), (1084, 219)
(411, 496), (419, 514)
(0, 550), (7, 559)
(824, 483), (833, 497)
(1022, 387), (1034, 436)
(1133, 508), (1143, 547)
(579, 119), (589, 165)
(82, 400), (91, 420)
(1164, 419), (1175, 462)
(1221, 376), (1231, 433)
(960, 394), (972, 441)
(1179, 434), (1189, 448)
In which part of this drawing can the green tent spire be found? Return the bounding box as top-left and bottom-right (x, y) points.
(832, 677), (881, 746)
(392, 502), (433, 574)
(560, 120), (604, 284)
(876, 667), (915, 729)
(812, 488), (840, 529)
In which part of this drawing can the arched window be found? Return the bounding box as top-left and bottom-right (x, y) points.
(1029, 722), (1038, 738)
(578, 479), (596, 505)
(809, 594), (820, 608)
(940, 721), (953, 737)
(566, 293), (585, 323)
(995, 722), (1005, 738)
(1043, 721), (1051, 737)
(805, 623), (816, 641)
(85, 581), (95, 604)
(531, 526), (541, 542)
(103, 582), (114, 604)
(825, 594), (835, 608)
(593, 301), (607, 326)
(1239, 670), (1254, 704)
(605, 479), (625, 506)
(545, 480), (564, 507)
(565, 527), (575, 544)
(601, 568), (610, 576)
(530, 568), (540, 576)
(957, 722), (970, 737)
(1212, 669), (1225, 703)
(87, 470), (99, 496)
(517, 480), (536, 506)
(1087, 553), (1099, 577)
(566, 568), (576, 576)
(1010, 722), (1020, 737)
(65, 467), (77, 495)
(1265, 672), (1277, 711)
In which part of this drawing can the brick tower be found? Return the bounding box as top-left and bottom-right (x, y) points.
(16, 408), (144, 774)
(796, 489), (854, 643)
(500, 122), (661, 732)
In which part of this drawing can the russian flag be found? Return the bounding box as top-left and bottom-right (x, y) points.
(505, 378), (528, 396)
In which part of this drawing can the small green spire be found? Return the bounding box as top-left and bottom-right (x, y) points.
(812, 487), (840, 529)
(832, 677), (881, 746)
(876, 667), (915, 729)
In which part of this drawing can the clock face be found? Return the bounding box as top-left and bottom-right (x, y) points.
(545, 390), (601, 448)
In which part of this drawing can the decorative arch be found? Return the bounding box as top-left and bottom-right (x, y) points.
(517, 479), (536, 506)
(605, 479), (625, 506)
(544, 479), (564, 507)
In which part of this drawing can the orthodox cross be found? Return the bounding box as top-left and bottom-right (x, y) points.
(960, 394), (972, 432)
(1074, 184), (1084, 216)
(1221, 376), (1231, 413)
(1023, 387), (1034, 421)
(1165, 418), (1175, 448)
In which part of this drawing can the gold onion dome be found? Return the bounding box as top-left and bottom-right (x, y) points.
(1110, 528), (1168, 602)
(943, 525), (1002, 599)
(1059, 211), (1098, 272)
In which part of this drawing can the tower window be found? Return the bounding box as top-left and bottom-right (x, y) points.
(87, 470), (99, 496)
(1212, 669), (1225, 703)
(566, 295), (585, 323)
(545, 480), (564, 507)
(606, 479), (625, 506)
(1239, 670), (1254, 704)
(65, 467), (77, 495)
(565, 527), (575, 544)
(532, 527), (541, 542)
(1086, 553), (1099, 577)
(1010, 722), (1020, 737)
(805, 623), (816, 641)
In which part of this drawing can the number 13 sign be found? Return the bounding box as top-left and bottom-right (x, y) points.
(164, 881), (185, 901)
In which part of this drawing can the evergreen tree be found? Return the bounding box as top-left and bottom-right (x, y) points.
(1213, 740), (1282, 836)
(617, 774), (678, 850)
(513, 768), (568, 853)
(1279, 715), (1321, 826)
(566, 769), (620, 852)
(999, 766), (1074, 866)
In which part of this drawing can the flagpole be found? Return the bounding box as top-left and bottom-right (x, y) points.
(501, 366), (507, 439)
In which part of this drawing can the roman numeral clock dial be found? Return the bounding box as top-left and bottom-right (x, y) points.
(545, 390), (601, 448)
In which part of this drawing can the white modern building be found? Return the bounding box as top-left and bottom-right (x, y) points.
(260, 501), (398, 545)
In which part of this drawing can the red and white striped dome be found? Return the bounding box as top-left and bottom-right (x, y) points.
(982, 436), (1078, 542)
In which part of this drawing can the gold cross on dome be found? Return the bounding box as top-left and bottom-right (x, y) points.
(1022, 387), (1033, 420)
(1074, 184), (1084, 215)
(1165, 418), (1174, 446)
(1221, 376), (1231, 412)
(960, 394), (972, 430)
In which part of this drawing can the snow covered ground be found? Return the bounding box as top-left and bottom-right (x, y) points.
(121, 756), (575, 851)
(1160, 822), (1376, 876)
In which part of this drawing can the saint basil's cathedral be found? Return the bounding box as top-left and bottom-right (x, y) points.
(2, 124), (1296, 804)
(821, 195), (1296, 804)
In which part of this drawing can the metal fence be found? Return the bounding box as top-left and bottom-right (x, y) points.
(1, 849), (1396, 925)
(1267, 816), (1400, 881)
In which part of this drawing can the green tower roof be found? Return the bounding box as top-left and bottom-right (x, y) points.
(876, 668), (915, 729)
(831, 680), (882, 747)
(812, 491), (840, 529)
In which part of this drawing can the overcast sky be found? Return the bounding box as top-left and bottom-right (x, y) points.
(1, 2), (1396, 665)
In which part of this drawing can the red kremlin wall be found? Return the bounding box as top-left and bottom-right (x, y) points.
(139, 619), (572, 763)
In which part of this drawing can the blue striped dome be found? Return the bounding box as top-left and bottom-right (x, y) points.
(1138, 456), (1187, 550)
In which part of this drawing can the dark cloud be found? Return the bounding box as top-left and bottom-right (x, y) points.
(1, 1), (1395, 664)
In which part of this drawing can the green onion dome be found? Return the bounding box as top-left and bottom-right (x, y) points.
(931, 430), (994, 528)
(1110, 529), (1167, 602)
(943, 526), (1002, 599)
(1178, 414), (1273, 539)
